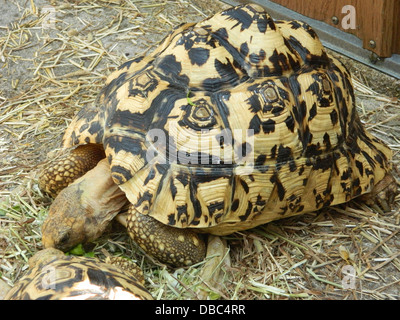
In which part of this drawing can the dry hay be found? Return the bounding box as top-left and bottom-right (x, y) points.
(0, 0), (399, 300)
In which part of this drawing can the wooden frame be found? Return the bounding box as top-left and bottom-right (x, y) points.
(270, 0), (400, 57)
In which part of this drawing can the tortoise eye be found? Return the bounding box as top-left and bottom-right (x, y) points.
(58, 232), (71, 248)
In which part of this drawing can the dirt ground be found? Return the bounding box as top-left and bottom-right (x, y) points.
(0, 0), (399, 300)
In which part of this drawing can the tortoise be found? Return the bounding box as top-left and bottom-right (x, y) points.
(38, 4), (396, 268)
(3, 248), (153, 300)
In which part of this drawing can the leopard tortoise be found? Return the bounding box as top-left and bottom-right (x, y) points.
(3, 248), (152, 300)
(39, 4), (396, 267)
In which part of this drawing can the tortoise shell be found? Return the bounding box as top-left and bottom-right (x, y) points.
(61, 4), (392, 235)
(4, 249), (152, 300)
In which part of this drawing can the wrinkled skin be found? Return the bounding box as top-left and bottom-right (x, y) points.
(42, 159), (127, 251)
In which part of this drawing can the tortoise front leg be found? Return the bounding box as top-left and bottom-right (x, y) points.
(38, 144), (105, 198)
(118, 206), (206, 267)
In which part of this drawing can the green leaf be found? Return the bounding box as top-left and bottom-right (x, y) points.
(84, 251), (95, 258)
(186, 90), (197, 107)
(67, 244), (85, 256)
(208, 291), (221, 300)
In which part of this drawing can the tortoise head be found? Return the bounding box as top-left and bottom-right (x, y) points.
(41, 159), (127, 252)
(41, 185), (95, 252)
